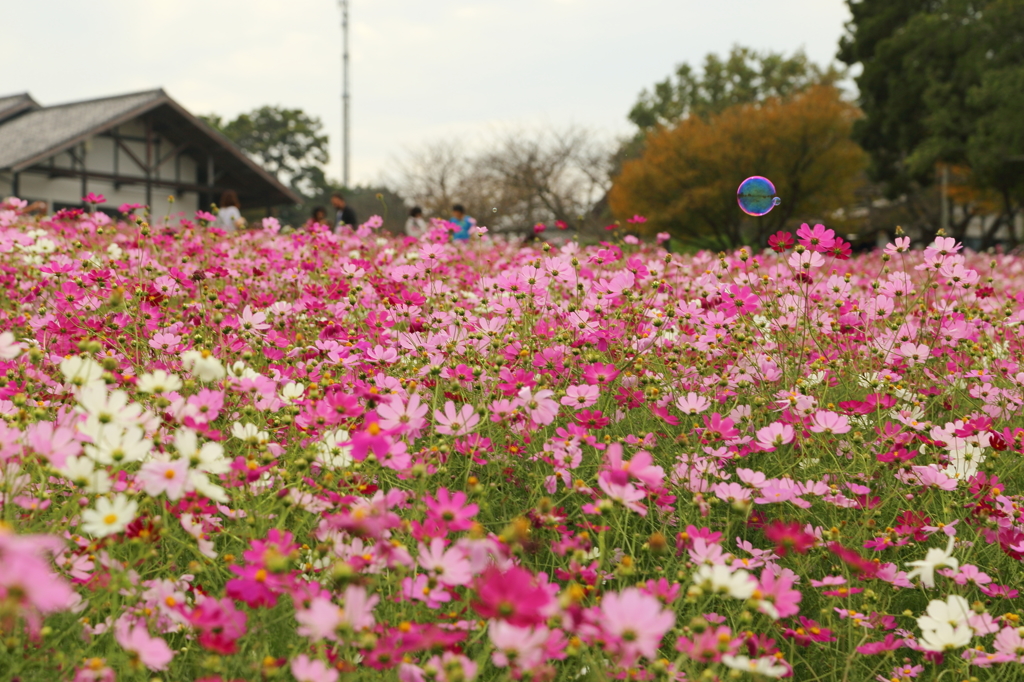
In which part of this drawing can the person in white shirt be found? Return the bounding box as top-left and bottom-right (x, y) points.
(405, 206), (429, 238)
(214, 190), (244, 232)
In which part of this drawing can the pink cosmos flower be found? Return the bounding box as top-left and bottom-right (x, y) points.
(377, 393), (428, 433)
(424, 488), (479, 532)
(603, 443), (665, 488)
(788, 250), (826, 270)
(560, 383), (599, 408)
(597, 473), (648, 516)
(339, 584), (378, 631)
(73, 660), (116, 682)
(291, 655), (339, 682)
(809, 410), (851, 435)
(712, 482), (753, 505)
(296, 596), (342, 641)
(994, 627), (1024, 663)
(0, 531), (76, 635)
(489, 621), (551, 671)
(675, 392), (710, 415)
(402, 574), (452, 608)
(884, 237), (911, 255)
(951, 564), (991, 586)
(433, 401), (480, 436)
(756, 422), (795, 450)
(137, 457), (191, 500)
(755, 568), (802, 620)
(600, 587), (675, 665)
(897, 342), (930, 365)
(225, 564), (280, 608)
(582, 362), (619, 386)
(677, 625), (739, 662)
(24, 421), (81, 468)
(418, 538), (472, 587)
(472, 566), (552, 627)
(516, 386), (559, 425)
(365, 344), (399, 363)
(795, 223), (835, 251)
(924, 236), (962, 258)
(721, 284), (759, 317)
(114, 616), (174, 671)
(184, 597), (247, 654)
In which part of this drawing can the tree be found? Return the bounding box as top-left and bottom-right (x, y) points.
(202, 106), (329, 198)
(615, 47), (846, 179)
(839, 0), (1024, 246)
(628, 46), (844, 131)
(393, 127), (613, 235)
(608, 85), (866, 249)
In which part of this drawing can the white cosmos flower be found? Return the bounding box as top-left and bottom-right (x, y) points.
(59, 456), (112, 494)
(917, 595), (971, 631)
(174, 428), (229, 475)
(77, 385), (143, 428)
(83, 424), (153, 465)
(187, 470), (229, 503)
(80, 494), (138, 537)
(693, 564), (757, 599)
(136, 369), (183, 394)
(0, 331), (24, 360)
(722, 655), (788, 678)
(181, 349), (226, 382)
(917, 622), (974, 652)
(60, 355), (105, 388)
(314, 429), (352, 469)
(906, 535), (959, 588)
(280, 382), (305, 402)
(231, 422), (269, 445)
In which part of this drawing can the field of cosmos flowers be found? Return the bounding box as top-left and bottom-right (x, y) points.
(2, 195), (1024, 682)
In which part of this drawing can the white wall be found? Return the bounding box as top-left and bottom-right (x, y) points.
(4, 117), (204, 224)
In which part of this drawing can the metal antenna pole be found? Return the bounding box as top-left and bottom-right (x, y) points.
(340, 0), (350, 188)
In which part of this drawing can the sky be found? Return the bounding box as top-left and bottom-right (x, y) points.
(2, 0), (852, 188)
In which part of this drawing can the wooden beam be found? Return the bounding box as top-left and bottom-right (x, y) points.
(145, 116), (153, 207)
(113, 136), (149, 174)
(113, 127), (120, 188)
(80, 143), (87, 199)
(21, 166), (230, 195)
(159, 141), (190, 169)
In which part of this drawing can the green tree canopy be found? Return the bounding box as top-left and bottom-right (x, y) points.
(202, 106), (329, 199)
(840, 0), (1024, 237)
(610, 86), (866, 249)
(627, 46), (844, 131)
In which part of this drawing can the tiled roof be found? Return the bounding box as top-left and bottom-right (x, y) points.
(0, 90), (164, 171)
(0, 93), (40, 124)
(0, 89), (301, 205)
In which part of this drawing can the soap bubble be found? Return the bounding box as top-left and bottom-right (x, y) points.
(737, 176), (780, 216)
(491, 207), (498, 213)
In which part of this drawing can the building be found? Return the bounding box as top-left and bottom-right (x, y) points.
(0, 90), (300, 219)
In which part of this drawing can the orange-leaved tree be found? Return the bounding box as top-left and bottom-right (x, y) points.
(609, 85), (866, 249)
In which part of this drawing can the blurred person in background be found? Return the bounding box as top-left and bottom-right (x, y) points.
(331, 193), (358, 233)
(305, 205), (327, 230)
(450, 204), (474, 241)
(405, 206), (429, 238)
(214, 190), (244, 232)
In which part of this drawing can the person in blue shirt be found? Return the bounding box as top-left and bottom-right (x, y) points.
(450, 204), (474, 241)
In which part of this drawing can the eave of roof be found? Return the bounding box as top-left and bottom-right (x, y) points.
(0, 89), (301, 206)
(0, 93), (40, 124)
